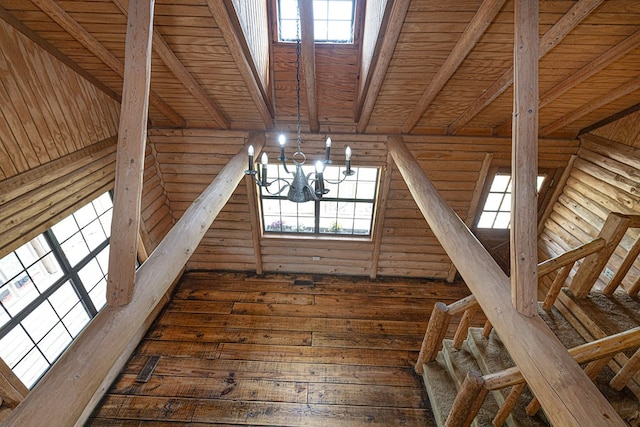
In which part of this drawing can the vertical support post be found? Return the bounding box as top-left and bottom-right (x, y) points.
(569, 213), (631, 298)
(107, 0), (155, 306)
(511, 0), (539, 317)
(415, 302), (450, 373)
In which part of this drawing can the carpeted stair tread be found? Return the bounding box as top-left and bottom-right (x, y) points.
(441, 339), (505, 427)
(421, 353), (461, 427)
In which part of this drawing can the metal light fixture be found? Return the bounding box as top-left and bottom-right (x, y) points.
(245, 3), (354, 203)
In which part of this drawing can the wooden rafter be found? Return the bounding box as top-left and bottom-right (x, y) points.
(402, 0), (507, 133)
(2, 137), (263, 426)
(386, 134), (624, 426)
(112, 0), (229, 129)
(447, 0), (604, 135)
(30, 0), (185, 128)
(0, 5), (119, 102)
(299, 0), (319, 132)
(207, 0), (274, 128)
(106, 0), (154, 307)
(510, 0), (538, 316)
(579, 101), (640, 136)
(541, 74), (640, 137)
(495, 28), (640, 135)
(355, 0), (411, 134)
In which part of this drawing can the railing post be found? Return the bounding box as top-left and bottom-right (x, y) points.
(415, 302), (450, 373)
(603, 235), (640, 295)
(444, 371), (488, 427)
(493, 383), (526, 427)
(569, 213), (631, 298)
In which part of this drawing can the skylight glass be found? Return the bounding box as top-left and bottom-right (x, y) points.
(278, 0), (355, 43)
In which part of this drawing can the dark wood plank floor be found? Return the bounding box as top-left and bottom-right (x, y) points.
(88, 271), (476, 426)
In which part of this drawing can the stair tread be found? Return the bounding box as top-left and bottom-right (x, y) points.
(562, 288), (640, 336)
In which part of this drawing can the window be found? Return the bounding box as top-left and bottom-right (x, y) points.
(477, 174), (546, 229)
(278, 0), (356, 43)
(262, 165), (378, 236)
(0, 192), (113, 388)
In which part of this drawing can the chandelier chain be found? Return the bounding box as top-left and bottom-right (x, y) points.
(295, 3), (302, 154)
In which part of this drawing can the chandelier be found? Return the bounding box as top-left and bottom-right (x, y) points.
(245, 4), (354, 203)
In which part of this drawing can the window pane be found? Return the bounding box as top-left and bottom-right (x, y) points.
(79, 259), (106, 293)
(93, 193), (113, 215)
(356, 181), (376, 199)
(73, 203), (97, 228)
(484, 193), (503, 211)
(89, 279), (107, 311)
(49, 282), (79, 318)
(82, 220), (107, 252)
(0, 305), (9, 328)
(99, 210), (113, 238)
(38, 323), (71, 363)
(22, 302), (58, 343)
(353, 218), (371, 235)
(51, 215), (78, 243)
(63, 303), (91, 336)
(490, 175), (510, 192)
(327, 21), (352, 41)
(96, 245), (110, 273)
(0, 252), (23, 281)
(4, 275), (38, 316)
(313, 0), (328, 19)
(12, 347), (48, 389)
(28, 253), (62, 293)
(60, 232), (90, 267)
(280, 0), (298, 19)
(500, 193), (512, 212)
(494, 212), (511, 229)
(328, 0), (353, 19)
(478, 212), (497, 228)
(0, 326), (33, 367)
(338, 181), (356, 199)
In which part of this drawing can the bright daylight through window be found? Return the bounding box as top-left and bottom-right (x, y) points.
(278, 0), (355, 43)
(477, 174), (546, 229)
(0, 192), (113, 388)
(262, 165), (378, 236)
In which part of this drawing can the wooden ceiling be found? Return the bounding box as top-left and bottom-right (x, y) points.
(1, 0), (639, 138)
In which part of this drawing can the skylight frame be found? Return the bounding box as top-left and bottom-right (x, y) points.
(277, 0), (357, 44)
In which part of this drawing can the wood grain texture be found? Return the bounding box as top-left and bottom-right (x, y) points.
(87, 270), (484, 426)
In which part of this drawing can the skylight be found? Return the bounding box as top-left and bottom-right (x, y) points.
(477, 174), (546, 229)
(278, 0), (356, 43)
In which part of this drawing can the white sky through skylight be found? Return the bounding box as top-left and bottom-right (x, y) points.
(279, 0), (355, 43)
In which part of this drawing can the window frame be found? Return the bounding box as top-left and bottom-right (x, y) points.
(274, 0), (360, 44)
(0, 192), (114, 388)
(259, 165), (379, 238)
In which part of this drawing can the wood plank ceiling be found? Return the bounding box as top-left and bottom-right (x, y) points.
(2, 0), (639, 137)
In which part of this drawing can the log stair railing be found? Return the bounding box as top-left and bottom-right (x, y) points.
(417, 212), (640, 426)
(441, 327), (640, 427)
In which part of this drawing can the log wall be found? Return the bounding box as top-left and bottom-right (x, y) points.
(539, 133), (640, 292)
(0, 19), (120, 181)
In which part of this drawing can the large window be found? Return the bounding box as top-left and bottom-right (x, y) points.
(262, 165), (378, 236)
(278, 0), (356, 43)
(477, 174), (546, 229)
(0, 192), (112, 388)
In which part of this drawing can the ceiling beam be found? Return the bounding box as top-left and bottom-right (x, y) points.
(541, 74), (640, 137)
(299, 0), (319, 132)
(447, 0), (604, 135)
(356, 0), (411, 134)
(30, 0), (185, 128)
(495, 28), (640, 135)
(387, 134), (624, 426)
(402, 0), (507, 133)
(579, 101), (640, 136)
(510, 0), (538, 317)
(107, 0), (155, 307)
(112, 0), (229, 129)
(207, 0), (274, 128)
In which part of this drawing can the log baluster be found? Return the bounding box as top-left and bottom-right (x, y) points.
(415, 302), (451, 373)
(482, 319), (493, 337)
(610, 347), (640, 391)
(444, 371), (488, 427)
(493, 383), (526, 427)
(542, 264), (572, 310)
(453, 305), (479, 349)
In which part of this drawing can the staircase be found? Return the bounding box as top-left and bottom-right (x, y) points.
(417, 213), (640, 426)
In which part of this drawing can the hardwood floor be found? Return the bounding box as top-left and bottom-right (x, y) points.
(88, 271), (477, 426)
